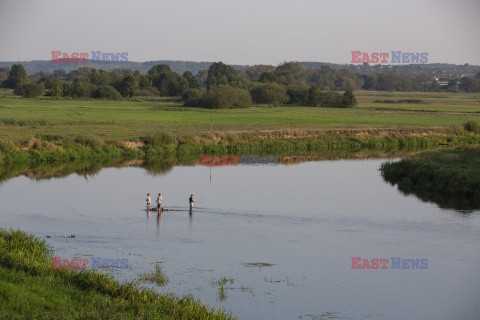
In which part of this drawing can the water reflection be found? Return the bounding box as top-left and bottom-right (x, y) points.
(157, 212), (162, 234)
(2, 149), (478, 212)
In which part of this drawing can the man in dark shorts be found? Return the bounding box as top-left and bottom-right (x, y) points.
(156, 193), (162, 213)
(189, 194), (194, 209)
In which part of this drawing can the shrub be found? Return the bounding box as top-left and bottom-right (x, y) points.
(464, 121), (480, 133)
(202, 85), (252, 109)
(340, 89), (358, 108)
(70, 80), (94, 98)
(93, 85), (122, 100)
(182, 88), (204, 106)
(14, 84), (42, 98)
(286, 85), (309, 105)
(250, 83), (288, 105)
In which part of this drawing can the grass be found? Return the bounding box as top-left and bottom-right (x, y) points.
(380, 146), (480, 210)
(0, 89), (480, 142)
(212, 277), (234, 301)
(0, 229), (235, 320)
(137, 262), (169, 286)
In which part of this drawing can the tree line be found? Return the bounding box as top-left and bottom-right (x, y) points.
(2, 61), (480, 109)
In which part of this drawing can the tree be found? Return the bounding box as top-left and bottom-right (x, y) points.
(70, 79), (94, 98)
(274, 62), (306, 86)
(147, 64), (172, 78)
(250, 83), (288, 104)
(4, 64), (27, 89)
(259, 71), (278, 83)
(307, 85), (323, 107)
(243, 65), (275, 81)
(0, 67), (9, 85)
(117, 74), (138, 97)
(49, 78), (64, 98)
(183, 71), (200, 89)
(147, 64), (188, 96)
(360, 74), (378, 90)
(340, 89), (357, 108)
(286, 85), (309, 105)
(52, 69), (67, 79)
(206, 62), (243, 89)
(459, 77), (480, 92)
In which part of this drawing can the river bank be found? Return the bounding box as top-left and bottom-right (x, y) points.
(1, 129), (480, 181)
(381, 146), (480, 210)
(0, 228), (235, 319)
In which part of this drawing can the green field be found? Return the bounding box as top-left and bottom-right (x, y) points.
(1, 90), (479, 142)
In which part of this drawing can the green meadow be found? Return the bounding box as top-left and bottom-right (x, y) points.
(0, 89), (479, 142)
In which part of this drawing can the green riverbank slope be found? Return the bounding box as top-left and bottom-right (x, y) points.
(0, 229), (235, 320)
(381, 146), (480, 210)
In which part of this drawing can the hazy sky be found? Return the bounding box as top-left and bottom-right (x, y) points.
(0, 0), (479, 65)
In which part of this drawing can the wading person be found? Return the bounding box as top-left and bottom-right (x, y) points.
(156, 193), (162, 213)
(146, 193), (151, 211)
(189, 194), (195, 210)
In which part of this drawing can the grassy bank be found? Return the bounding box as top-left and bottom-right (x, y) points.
(380, 147), (480, 210)
(0, 229), (235, 319)
(2, 129), (480, 181)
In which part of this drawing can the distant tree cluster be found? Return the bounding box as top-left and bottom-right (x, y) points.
(2, 60), (479, 108)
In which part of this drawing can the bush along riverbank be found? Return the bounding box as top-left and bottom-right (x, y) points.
(0, 228), (236, 320)
(2, 129), (480, 181)
(380, 146), (480, 211)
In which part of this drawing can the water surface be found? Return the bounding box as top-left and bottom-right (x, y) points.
(1, 159), (479, 320)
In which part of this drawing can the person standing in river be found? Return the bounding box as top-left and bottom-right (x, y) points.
(146, 193), (151, 211)
(156, 193), (162, 213)
(189, 194), (195, 210)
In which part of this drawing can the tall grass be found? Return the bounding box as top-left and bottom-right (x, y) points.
(381, 146), (480, 210)
(2, 130), (480, 181)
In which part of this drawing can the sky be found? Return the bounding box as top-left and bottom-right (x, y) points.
(0, 0), (479, 65)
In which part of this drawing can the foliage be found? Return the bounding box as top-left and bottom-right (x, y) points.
(250, 83), (288, 104)
(93, 85), (122, 100)
(183, 70), (200, 89)
(3, 64), (28, 89)
(137, 262), (169, 286)
(201, 85), (252, 109)
(381, 147), (480, 210)
(206, 62), (243, 89)
(182, 88), (204, 106)
(14, 84), (42, 98)
(274, 61), (306, 86)
(464, 120), (480, 133)
(116, 74), (138, 97)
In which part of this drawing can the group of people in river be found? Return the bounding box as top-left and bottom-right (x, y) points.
(145, 193), (195, 213)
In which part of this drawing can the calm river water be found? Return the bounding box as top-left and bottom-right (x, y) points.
(0, 159), (479, 320)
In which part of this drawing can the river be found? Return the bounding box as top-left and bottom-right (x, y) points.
(0, 159), (479, 320)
